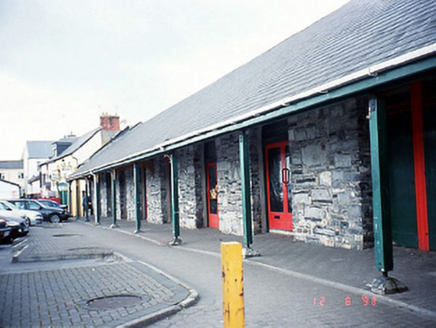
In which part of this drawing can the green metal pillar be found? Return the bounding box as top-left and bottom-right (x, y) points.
(170, 153), (181, 245)
(368, 97), (407, 294)
(239, 132), (253, 247)
(368, 97), (393, 273)
(85, 178), (90, 221)
(94, 174), (101, 225)
(76, 182), (80, 219)
(110, 170), (118, 228)
(134, 163), (142, 233)
(68, 181), (72, 215)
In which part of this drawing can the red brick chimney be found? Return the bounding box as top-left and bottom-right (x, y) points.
(100, 113), (120, 131)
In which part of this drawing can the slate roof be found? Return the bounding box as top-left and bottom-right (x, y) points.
(0, 160), (23, 170)
(72, 0), (436, 178)
(43, 128), (101, 164)
(25, 141), (54, 159)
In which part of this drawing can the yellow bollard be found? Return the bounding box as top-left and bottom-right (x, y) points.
(221, 242), (244, 328)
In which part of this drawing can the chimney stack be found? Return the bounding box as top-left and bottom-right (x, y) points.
(100, 113), (120, 131)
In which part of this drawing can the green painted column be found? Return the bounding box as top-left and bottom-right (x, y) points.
(76, 182), (80, 219)
(239, 132), (253, 248)
(369, 97), (393, 273)
(170, 153), (181, 245)
(94, 174), (101, 225)
(68, 181), (72, 215)
(134, 163), (141, 233)
(85, 178), (89, 221)
(111, 170), (118, 228)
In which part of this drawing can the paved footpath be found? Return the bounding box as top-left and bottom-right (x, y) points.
(1, 217), (436, 327)
(0, 222), (197, 328)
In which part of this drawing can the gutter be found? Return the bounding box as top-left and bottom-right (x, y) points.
(70, 43), (436, 179)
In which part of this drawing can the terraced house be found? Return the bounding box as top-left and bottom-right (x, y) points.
(69, 0), (436, 273)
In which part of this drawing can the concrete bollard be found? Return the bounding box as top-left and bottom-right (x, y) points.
(221, 242), (244, 328)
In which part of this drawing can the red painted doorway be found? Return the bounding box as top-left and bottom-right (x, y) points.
(265, 142), (293, 231)
(207, 162), (219, 228)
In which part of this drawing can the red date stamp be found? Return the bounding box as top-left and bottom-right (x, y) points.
(313, 296), (377, 307)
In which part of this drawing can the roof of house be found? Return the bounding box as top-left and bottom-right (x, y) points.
(43, 128), (101, 164)
(25, 141), (54, 159)
(72, 0), (436, 178)
(0, 179), (20, 188)
(0, 160), (23, 170)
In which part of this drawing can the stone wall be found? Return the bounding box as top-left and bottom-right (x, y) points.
(99, 174), (109, 218)
(115, 167), (135, 221)
(146, 157), (168, 224)
(176, 145), (205, 229)
(287, 98), (372, 250)
(248, 128), (264, 234)
(216, 133), (244, 235)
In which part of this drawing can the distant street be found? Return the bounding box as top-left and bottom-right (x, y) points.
(1, 220), (435, 327)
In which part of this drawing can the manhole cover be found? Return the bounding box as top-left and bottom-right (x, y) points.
(52, 234), (81, 237)
(86, 295), (144, 310)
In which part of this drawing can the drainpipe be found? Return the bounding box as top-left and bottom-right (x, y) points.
(110, 169), (118, 228)
(169, 153), (182, 245)
(133, 163), (142, 233)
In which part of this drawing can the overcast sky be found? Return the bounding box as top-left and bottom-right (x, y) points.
(0, 0), (349, 160)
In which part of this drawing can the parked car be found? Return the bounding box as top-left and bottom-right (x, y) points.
(0, 219), (12, 244)
(7, 199), (70, 223)
(0, 200), (43, 225)
(38, 199), (68, 211)
(0, 213), (29, 240)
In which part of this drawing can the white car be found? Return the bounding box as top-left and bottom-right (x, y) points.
(0, 200), (43, 226)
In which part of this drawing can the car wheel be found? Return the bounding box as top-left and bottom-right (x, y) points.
(50, 215), (61, 223)
(25, 218), (31, 227)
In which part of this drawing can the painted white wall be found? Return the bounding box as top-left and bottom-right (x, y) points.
(0, 181), (20, 199)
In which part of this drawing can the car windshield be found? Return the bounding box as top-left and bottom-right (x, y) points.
(28, 200), (45, 210)
(40, 200), (60, 208)
(2, 201), (18, 210)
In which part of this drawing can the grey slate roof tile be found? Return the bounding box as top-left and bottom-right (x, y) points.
(0, 160), (23, 170)
(73, 0), (436, 177)
(26, 141), (54, 159)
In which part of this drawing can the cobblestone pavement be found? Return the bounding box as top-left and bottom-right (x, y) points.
(0, 223), (197, 328)
(88, 217), (436, 327)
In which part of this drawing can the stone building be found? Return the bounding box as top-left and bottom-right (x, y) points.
(70, 0), (436, 270)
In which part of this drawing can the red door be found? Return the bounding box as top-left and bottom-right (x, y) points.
(207, 162), (219, 228)
(265, 142), (293, 231)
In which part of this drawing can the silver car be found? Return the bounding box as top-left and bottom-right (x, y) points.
(0, 200), (43, 225)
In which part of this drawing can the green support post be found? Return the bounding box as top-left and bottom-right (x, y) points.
(110, 170), (118, 228)
(76, 182), (80, 219)
(94, 174), (101, 225)
(85, 178), (89, 221)
(68, 181), (72, 216)
(170, 153), (182, 245)
(134, 163), (142, 233)
(239, 132), (253, 247)
(369, 98), (393, 272)
(239, 132), (259, 258)
(368, 97), (406, 294)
